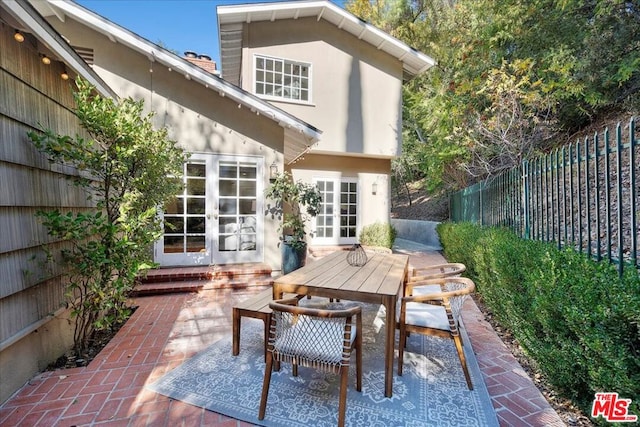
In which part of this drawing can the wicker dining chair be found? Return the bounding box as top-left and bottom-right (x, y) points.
(409, 262), (466, 281)
(397, 276), (476, 390)
(259, 300), (362, 427)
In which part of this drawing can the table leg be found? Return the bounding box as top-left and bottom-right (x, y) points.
(383, 295), (396, 398)
(272, 285), (283, 300)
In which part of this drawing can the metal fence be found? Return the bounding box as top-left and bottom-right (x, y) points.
(450, 117), (638, 275)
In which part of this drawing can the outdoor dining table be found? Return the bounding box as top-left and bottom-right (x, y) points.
(272, 249), (409, 398)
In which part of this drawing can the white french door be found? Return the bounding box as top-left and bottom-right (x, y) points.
(313, 178), (358, 245)
(156, 154), (263, 266)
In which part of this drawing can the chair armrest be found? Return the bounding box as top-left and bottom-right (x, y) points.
(402, 277), (475, 304)
(270, 300), (361, 319)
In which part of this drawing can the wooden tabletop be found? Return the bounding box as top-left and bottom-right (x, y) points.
(273, 250), (409, 303)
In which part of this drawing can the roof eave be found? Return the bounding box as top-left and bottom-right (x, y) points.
(217, 0), (436, 82)
(4, 0), (116, 98)
(43, 0), (321, 143)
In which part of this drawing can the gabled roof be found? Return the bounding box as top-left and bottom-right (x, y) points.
(32, 0), (322, 149)
(217, 0), (436, 85)
(2, 0), (116, 98)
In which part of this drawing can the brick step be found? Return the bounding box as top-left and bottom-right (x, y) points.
(138, 263), (272, 283)
(133, 263), (273, 296)
(132, 276), (274, 296)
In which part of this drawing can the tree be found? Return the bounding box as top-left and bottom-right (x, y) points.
(28, 78), (188, 355)
(348, 0), (639, 191)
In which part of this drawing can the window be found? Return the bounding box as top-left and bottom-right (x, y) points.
(255, 55), (310, 102)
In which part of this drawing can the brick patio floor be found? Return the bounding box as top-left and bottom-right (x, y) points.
(0, 250), (565, 426)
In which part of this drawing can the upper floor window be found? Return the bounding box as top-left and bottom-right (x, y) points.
(254, 55), (310, 102)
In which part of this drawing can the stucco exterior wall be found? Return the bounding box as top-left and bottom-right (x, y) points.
(240, 17), (403, 159)
(46, 18), (288, 269)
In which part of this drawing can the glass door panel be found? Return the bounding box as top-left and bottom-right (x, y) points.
(158, 159), (210, 265)
(340, 182), (357, 238)
(214, 159), (261, 263)
(313, 178), (358, 245)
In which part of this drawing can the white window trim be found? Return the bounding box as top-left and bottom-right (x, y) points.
(253, 54), (312, 105)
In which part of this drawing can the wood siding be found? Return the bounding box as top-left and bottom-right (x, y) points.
(0, 21), (90, 346)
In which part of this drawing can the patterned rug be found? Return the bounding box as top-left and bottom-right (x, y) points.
(148, 302), (499, 426)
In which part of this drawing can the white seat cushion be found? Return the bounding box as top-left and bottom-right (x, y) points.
(398, 302), (451, 331)
(409, 284), (442, 296)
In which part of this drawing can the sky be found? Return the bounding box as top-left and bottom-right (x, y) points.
(76, 0), (345, 68)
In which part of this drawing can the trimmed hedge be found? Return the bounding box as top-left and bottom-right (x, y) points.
(437, 222), (640, 422)
(359, 222), (397, 248)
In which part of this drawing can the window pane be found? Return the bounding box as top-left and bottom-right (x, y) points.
(219, 199), (237, 214)
(164, 216), (184, 232)
(239, 165), (256, 179)
(187, 217), (205, 233)
(187, 178), (205, 195)
(256, 57), (264, 68)
(163, 236), (183, 253)
(219, 217), (237, 234)
(219, 164), (237, 178)
(164, 197), (183, 214)
(187, 198), (205, 214)
(239, 199), (256, 214)
(187, 163), (206, 177)
(256, 83), (264, 94)
(219, 180), (237, 196)
(186, 236), (205, 252)
(239, 181), (256, 197)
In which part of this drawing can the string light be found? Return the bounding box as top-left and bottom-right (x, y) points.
(14, 30), (24, 43)
(61, 68), (69, 80)
(41, 54), (51, 65)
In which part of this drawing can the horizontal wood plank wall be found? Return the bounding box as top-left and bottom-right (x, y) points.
(0, 21), (93, 345)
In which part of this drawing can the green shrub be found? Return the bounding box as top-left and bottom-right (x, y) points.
(359, 222), (397, 248)
(438, 221), (640, 421)
(436, 221), (485, 281)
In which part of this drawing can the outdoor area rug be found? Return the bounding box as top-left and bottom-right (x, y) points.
(148, 301), (499, 426)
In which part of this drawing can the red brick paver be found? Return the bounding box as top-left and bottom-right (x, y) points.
(0, 252), (565, 426)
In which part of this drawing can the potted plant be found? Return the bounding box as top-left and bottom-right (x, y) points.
(265, 172), (321, 274)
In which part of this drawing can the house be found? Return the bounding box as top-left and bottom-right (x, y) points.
(217, 1), (435, 250)
(35, 0), (434, 269)
(0, 0), (434, 403)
